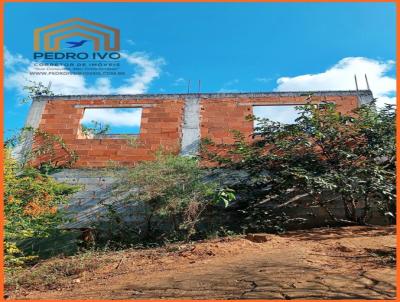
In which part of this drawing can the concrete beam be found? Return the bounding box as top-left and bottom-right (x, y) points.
(33, 90), (373, 102)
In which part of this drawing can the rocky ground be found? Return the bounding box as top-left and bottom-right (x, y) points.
(8, 226), (396, 300)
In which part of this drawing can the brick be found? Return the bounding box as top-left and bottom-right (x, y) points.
(32, 93), (360, 167)
(55, 129), (75, 135)
(41, 123), (68, 129)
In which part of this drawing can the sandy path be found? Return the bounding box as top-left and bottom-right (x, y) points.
(13, 226), (396, 300)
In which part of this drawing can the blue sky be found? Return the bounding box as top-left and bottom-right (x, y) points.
(4, 2), (396, 136)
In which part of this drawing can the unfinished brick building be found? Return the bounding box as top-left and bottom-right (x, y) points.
(19, 90), (376, 228)
(25, 90), (373, 168)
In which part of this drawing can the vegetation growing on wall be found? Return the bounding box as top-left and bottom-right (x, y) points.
(5, 126), (78, 174)
(93, 154), (235, 247)
(201, 102), (396, 231)
(80, 121), (110, 138)
(20, 81), (54, 104)
(4, 91), (395, 275)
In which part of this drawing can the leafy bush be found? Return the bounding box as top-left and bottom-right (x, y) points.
(80, 121), (110, 138)
(5, 126), (78, 174)
(4, 148), (79, 270)
(94, 154), (235, 246)
(20, 80), (54, 104)
(201, 102), (396, 230)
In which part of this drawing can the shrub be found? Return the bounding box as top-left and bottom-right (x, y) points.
(4, 148), (79, 270)
(94, 153), (235, 246)
(201, 101), (396, 230)
(5, 126), (78, 174)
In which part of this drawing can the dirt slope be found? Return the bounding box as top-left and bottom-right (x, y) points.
(9, 226), (396, 300)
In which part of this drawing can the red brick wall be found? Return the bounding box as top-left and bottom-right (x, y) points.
(35, 93), (359, 168)
(37, 98), (184, 167)
(200, 94), (358, 145)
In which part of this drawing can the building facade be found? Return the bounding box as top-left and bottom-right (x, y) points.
(24, 90), (373, 168)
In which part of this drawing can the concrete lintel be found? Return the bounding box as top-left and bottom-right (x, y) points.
(74, 104), (154, 108)
(240, 102), (312, 106)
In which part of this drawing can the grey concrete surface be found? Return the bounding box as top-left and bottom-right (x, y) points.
(12, 99), (47, 162)
(180, 96), (200, 156)
(33, 90), (373, 102)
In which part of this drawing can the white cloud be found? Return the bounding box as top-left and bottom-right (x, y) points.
(81, 108), (142, 127)
(116, 52), (165, 94)
(4, 47), (165, 96)
(4, 48), (30, 70)
(253, 105), (300, 125)
(275, 57), (396, 107)
(5, 62), (87, 96)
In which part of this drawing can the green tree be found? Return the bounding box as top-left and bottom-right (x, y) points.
(4, 149), (78, 269)
(202, 102), (396, 230)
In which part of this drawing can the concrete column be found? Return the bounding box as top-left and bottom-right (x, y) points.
(12, 98), (47, 163)
(357, 90), (374, 105)
(180, 96), (201, 156)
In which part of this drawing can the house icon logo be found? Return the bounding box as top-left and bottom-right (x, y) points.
(34, 18), (120, 52)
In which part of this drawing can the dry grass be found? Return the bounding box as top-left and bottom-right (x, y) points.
(6, 251), (105, 291)
(6, 226), (396, 300)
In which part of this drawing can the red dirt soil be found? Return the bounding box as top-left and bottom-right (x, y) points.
(9, 226), (396, 300)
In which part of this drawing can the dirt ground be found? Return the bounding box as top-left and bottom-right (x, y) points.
(9, 226), (396, 300)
